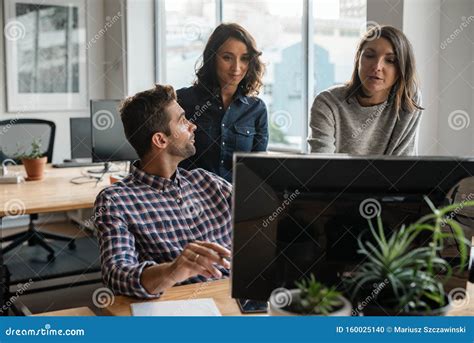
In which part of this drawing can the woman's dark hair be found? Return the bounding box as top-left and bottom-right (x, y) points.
(194, 23), (265, 96)
(346, 25), (423, 114)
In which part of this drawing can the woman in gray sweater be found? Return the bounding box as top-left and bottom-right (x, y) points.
(308, 25), (423, 155)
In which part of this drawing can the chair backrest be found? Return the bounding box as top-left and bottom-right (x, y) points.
(0, 119), (55, 163)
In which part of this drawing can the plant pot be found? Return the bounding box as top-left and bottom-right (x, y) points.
(356, 295), (452, 316)
(22, 156), (47, 181)
(268, 289), (352, 316)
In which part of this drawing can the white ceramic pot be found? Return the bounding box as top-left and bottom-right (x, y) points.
(268, 288), (352, 316)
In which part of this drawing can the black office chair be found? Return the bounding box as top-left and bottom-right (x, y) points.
(0, 119), (75, 261)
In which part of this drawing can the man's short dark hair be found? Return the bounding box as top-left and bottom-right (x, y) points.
(119, 84), (176, 158)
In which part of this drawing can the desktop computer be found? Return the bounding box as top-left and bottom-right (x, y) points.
(90, 99), (138, 164)
(70, 117), (92, 161)
(231, 153), (474, 302)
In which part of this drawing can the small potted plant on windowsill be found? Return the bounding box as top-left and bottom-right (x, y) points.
(15, 138), (47, 181)
(269, 274), (352, 316)
(346, 197), (473, 316)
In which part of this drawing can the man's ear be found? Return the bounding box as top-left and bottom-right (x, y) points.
(151, 132), (168, 149)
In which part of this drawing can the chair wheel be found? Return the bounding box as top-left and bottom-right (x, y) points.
(47, 253), (55, 262)
(68, 241), (76, 250)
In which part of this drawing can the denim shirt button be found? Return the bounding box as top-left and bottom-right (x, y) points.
(222, 123), (225, 127)
(222, 142), (225, 146)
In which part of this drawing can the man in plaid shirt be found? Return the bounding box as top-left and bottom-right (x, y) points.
(94, 84), (232, 298)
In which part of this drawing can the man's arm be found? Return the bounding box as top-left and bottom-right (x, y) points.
(141, 241), (231, 295)
(95, 189), (231, 298)
(94, 189), (159, 298)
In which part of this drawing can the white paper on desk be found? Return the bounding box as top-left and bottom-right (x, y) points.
(131, 298), (221, 316)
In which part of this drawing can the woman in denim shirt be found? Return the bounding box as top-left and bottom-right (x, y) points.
(177, 23), (268, 182)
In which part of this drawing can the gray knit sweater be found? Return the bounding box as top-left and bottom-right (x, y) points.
(308, 85), (422, 155)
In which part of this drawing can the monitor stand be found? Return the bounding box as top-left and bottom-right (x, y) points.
(87, 162), (119, 174)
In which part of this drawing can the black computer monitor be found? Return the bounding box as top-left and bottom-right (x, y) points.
(231, 153), (474, 301)
(90, 100), (138, 163)
(70, 117), (92, 160)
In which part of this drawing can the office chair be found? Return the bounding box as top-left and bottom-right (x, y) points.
(0, 119), (75, 261)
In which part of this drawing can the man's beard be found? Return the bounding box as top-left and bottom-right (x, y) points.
(168, 140), (196, 159)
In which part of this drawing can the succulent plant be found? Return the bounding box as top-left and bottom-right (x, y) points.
(295, 274), (344, 315)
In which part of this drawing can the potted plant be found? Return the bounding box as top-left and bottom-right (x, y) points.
(269, 274), (352, 316)
(15, 138), (47, 181)
(346, 197), (473, 316)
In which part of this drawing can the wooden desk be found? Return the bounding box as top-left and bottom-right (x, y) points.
(33, 307), (96, 316)
(104, 279), (247, 316)
(104, 278), (474, 317)
(0, 164), (110, 216)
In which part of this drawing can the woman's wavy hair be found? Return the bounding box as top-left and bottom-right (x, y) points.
(346, 25), (423, 114)
(194, 23), (265, 96)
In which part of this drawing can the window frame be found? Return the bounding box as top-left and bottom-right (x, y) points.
(153, 0), (366, 154)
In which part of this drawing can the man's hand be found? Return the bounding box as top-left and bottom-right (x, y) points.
(169, 241), (231, 283)
(141, 241), (231, 295)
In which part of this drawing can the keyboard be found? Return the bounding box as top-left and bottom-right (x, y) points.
(53, 162), (104, 168)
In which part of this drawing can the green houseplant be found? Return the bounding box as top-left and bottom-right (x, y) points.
(347, 197), (473, 315)
(269, 274), (351, 316)
(15, 138), (47, 181)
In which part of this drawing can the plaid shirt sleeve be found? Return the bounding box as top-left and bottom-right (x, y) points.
(94, 188), (159, 299)
(199, 169), (232, 208)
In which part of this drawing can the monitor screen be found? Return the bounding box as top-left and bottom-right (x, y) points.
(90, 100), (138, 163)
(231, 153), (474, 301)
(70, 117), (91, 160)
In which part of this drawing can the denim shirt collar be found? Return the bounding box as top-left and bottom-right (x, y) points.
(131, 160), (182, 190)
(196, 84), (249, 105)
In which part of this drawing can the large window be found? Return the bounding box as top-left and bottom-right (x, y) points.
(223, 0), (304, 150)
(313, 0), (366, 94)
(157, 0), (366, 152)
(164, 0), (216, 89)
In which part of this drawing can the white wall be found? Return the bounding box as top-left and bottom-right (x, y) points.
(125, 0), (156, 96)
(403, 0), (441, 156)
(0, 0), (128, 163)
(367, 0), (404, 29)
(388, 0), (474, 157)
(437, 0), (473, 156)
(104, 0), (127, 99)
